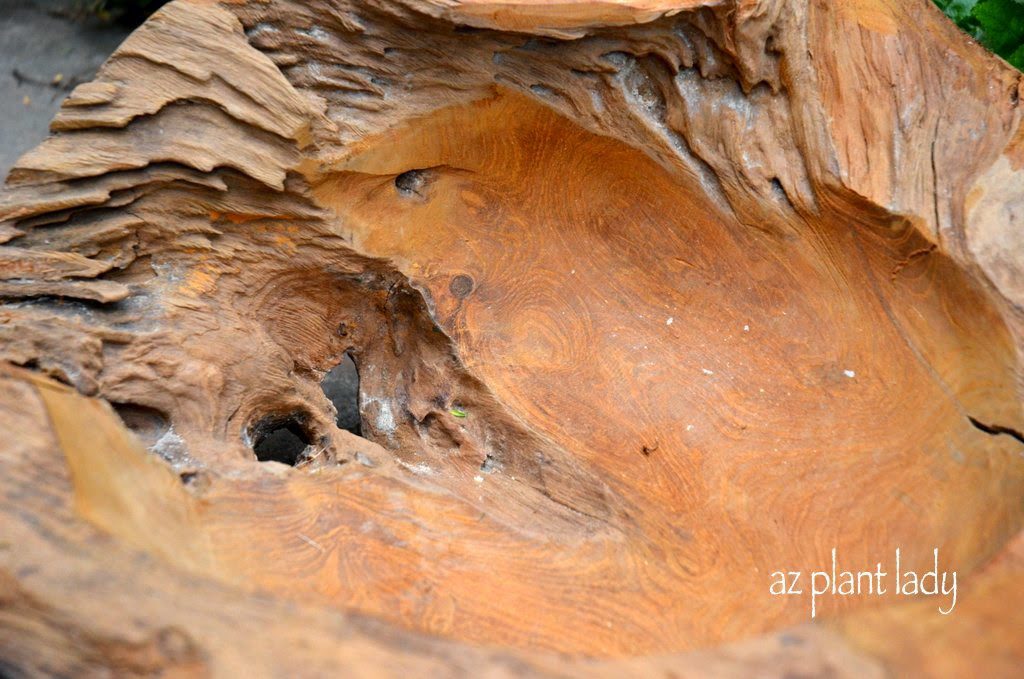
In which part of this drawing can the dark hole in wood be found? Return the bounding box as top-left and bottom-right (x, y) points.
(251, 414), (311, 465)
(394, 168), (428, 196)
(321, 353), (361, 436)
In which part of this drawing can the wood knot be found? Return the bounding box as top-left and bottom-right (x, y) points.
(449, 274), (474, 299)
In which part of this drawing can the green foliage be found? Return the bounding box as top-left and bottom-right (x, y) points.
(934, 0), (1024, 70)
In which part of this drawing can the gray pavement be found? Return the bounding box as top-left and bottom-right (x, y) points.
(0, 0), (129, 178)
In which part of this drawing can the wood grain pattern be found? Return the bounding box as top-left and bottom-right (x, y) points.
(1, 0), (1023, 675)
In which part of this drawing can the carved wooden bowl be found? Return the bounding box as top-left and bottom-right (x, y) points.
(1, 0), (1023, 676)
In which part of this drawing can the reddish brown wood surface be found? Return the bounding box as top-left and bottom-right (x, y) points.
(1, 0), (1023, 676)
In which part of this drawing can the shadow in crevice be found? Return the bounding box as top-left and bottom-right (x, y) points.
(321, 353), (361, 436)
(251, 413), (311, 466)
(111, 401), (169, 447)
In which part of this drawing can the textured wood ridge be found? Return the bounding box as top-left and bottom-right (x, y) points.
(1, 0), (1024, 676)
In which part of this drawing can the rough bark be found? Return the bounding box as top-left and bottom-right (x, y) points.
(1, 0), (1023, 675)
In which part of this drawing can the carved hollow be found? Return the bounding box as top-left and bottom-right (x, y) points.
(1, 0), (1023, 676)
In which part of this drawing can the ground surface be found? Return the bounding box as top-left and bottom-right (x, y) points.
(0, 0), (129, 177)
